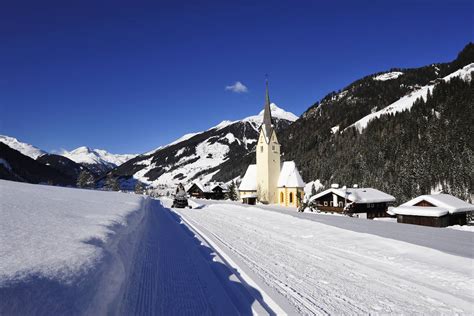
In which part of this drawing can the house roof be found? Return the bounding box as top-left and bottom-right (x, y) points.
(277, 161), (305, 188)
(188, 181), (228, 193)
(389, 206), (448, 217)
(239, 164), (257, 191)
(390, 194), (474, 216)
(310, 187), (396, 204)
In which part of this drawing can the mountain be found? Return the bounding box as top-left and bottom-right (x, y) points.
(0, 135), (46, 159)
(37, 154), (91, 181)
(60, 147), (137, 174)
(281, 43), (474, 202)
(0, 143), (75, 186)
(111, 103), (297, 190)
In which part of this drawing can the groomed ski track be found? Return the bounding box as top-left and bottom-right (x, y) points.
(115, 199), (279, 315)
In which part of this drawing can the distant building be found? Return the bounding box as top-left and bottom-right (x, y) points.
(239, 81), (305, 208)
(187, 181), (227, 200)
(389, 194), (474, 227)
(309, 186), (396, 218)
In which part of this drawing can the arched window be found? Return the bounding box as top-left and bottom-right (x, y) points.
(339, 202), (343, 207)
(280, 192), (284, 203)
(289, 192), (293, 204)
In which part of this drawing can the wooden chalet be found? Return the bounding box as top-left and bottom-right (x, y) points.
(389, 194), (474, 227)
(309, 185), (396, 219)
(187, 181), (227, 200)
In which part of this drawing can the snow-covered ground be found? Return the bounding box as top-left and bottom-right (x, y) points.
(0, 181), (272, 315)
(174, 200), (474, 315)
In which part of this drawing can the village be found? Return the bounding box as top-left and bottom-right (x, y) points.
(174, 83), (474, 229)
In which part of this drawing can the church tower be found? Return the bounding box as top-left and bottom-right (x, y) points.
(256, 80), (281, 204)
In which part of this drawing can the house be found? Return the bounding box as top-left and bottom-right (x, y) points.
(187, 181), (228, 200)
(239, 80), (305, 208)
(309, 185), (396, 218)
(389, 194), (474, 227)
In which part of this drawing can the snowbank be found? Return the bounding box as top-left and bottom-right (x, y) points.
(0, 180), (147, 314)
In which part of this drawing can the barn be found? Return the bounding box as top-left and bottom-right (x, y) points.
(389, 194), (474, 227)
(309, 186), (396, 219)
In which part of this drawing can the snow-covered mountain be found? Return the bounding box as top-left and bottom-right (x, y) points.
(0, 135), (46, 159)
(281, 42), (474, 203)
(113, 103), (297, 190)
(60, 147), (137, 175)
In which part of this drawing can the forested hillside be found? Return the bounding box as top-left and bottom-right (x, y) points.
(281, 43), (474, 202)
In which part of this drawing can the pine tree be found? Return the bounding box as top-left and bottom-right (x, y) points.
(77, 170), (94, 188)
(105, 173), (120, 191)
(134, 181), (144, 194)
(226, 181), (238, 201)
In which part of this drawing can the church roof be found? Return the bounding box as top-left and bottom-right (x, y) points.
(239, 164), (257, 191)
(261, 79), (274, 143)
(277, 161), (305, 188)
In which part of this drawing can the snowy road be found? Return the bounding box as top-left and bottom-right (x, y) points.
(173, 201), (474, 315)
(115, 199), (272, 315)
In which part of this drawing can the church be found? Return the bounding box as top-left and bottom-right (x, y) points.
(239, 81), (305, 208)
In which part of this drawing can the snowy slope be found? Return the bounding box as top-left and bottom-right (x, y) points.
(0, 135), (46, 159)
(115, 103), (297, 190)
(348, 63), (474, 133)
(175, 201), (474, 315)
(61, 146), (136, 168)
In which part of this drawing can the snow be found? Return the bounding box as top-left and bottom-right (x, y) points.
(61, 146), (136, 166)
(277, 161), (305, 188)
(0, 135), (46, 159)
(390, 205), (448, 217)
(174, 201), (474, 314)
(347, 63), (474, 133)
(330, 125), (340, 134)
(0, 181), (272, 315)
(238, 164), (257, 191)
(244, 103), (298, 124)
(373, 71), (404, 81)
(390, 193), (474, 217)
(310, 187), (396, 204)
(304, 179), (324, 197)
(447, 225), (474, 232)
(224, 132), (238, 144)
(0, 180), (144, 285)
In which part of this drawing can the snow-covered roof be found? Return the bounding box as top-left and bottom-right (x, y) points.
(188, 181), (228, 193)
(391, 194), (474, 216)
(239, 164), (257, 191)
(390, 206), (448, 217)
(310, 188), (396, 204)
(277, 161), (305, 188)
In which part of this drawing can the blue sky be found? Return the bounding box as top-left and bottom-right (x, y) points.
(1, 0), (472, 154)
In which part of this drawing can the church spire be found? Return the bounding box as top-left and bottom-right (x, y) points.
(262, 77), (273, 140)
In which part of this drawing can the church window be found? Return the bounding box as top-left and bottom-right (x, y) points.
(272, 145), (275, 151)
(289, 192), (293, 204)
(280, 192), (284, 203)
(260, 146), (263, 153)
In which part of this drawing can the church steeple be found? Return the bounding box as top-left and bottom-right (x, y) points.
(262, 78), (273, 141)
